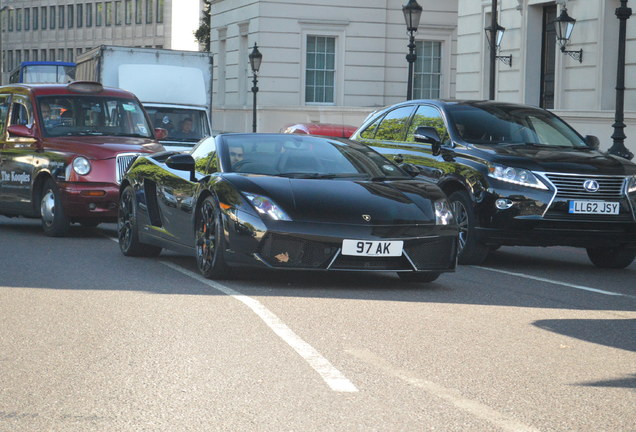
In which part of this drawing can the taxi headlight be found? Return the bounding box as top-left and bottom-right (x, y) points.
(73, 156), (91, 176)
(488, 164), (548, 190)
(434, 199), (454, 225)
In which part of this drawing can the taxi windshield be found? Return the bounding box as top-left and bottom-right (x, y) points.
(38, 96), (153, 138)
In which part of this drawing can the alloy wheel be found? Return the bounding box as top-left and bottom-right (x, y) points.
(451, 200), (468, 251)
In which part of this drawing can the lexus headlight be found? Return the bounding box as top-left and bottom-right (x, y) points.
(72, 156), (91, 176)
(488, 164), (548, 190)
(434, 199), (454, 225)
(627, 175), (636, 194)
(243, 193), (291, 221)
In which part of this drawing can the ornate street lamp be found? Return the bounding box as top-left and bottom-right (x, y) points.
(402, 0), (422, 100)
(248, 43), (262, 133)
(554, 6), (583, 62)
(609, 0), (634, 160)
(484, 23), (512, 67)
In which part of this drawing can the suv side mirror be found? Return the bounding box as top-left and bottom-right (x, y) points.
(414, 126), (442, 156)
(585, 135), (600, 150)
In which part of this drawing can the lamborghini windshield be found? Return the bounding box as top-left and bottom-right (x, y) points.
(38, 96), (153, 138)
(221, 134), (410, 179)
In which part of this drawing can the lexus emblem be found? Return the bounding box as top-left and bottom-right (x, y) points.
(362, 214), (371, 222)
(583, 179), (600, 192)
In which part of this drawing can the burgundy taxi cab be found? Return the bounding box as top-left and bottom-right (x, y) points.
(0, 81), (165, 236)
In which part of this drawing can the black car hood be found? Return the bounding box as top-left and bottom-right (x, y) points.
(226, 175), (443, 224)
(471, 145), (636, 175)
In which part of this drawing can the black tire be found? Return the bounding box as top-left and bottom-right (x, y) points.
(586, 246), (636, 269)
(448, 190), (489, 265)
(195, 196), (231, 279)
(398, 272), (441, 283)
(118, 185), (162, 257)
(40, 178), (69, 237)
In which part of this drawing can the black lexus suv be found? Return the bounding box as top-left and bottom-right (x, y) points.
(350, 100), (636, 268)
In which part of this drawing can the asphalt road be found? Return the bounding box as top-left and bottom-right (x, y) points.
(1, 217), (634, 432)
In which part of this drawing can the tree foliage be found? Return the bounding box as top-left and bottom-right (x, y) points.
(194, 0), (212, 51)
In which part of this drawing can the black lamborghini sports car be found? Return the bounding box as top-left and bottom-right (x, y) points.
(118, 133), (458, 283)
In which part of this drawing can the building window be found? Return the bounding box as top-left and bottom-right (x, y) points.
(115, 1), (122, 25)
(33, 8), (38, 30)
(105, 2), (112, 26)
(41, 7), (47, 30)
(67, 49), (74, 62)
(125, 0), (132, 24)
(145, 0), (153, 24)
(135, 0), (142, 24)
(49, 6), (56, 30)
(59, 6), (65, 29)
(68, 5), (74, 28)
(58, 49), (64, 62)
(8, 9), (13, 31)
(49, 49), (55, 61)
(24, 50), (29, 62)
(32, 49), (38, 61)
(86, 3), (92, 27)
(15, 51), (22, 67)
(24, 9), (30, 31)
(16, 9), (22, 31)
(41, 49), (46, 61)
(156, 0), (163, 23)
(96, 3), (103, 26)
(413, 41), (442, 99)
(305, 36), (335, 104)
(77, 4), (83, 27)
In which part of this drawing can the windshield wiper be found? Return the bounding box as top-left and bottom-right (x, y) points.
(74, 130), (105, 136)
(111, 133), (151, 138)
(500, 142), (573, 148)
(278, 173), (367, 179)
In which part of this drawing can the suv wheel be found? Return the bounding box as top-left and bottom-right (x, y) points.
(40, 178), (69, 237)
(586, 245), (636, 269)
(448, 190), (489, 265)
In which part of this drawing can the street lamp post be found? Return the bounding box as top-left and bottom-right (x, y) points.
(609, 0), (634, 160)
(487, 0), (499, 100)
(0, 5), (15, 85)
(248, 43), (262, 133)
(402, 0), (422, 100)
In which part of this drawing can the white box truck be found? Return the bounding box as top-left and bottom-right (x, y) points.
(75, 45), (213, 151)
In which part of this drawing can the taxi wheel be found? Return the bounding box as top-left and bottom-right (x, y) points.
(398, 272), (441, 283)
(195, 196), (231, 280)
(586, 245), (636, 269)
(449, 190), (489, 265)
(40, 178), (69, 237)
(118, 185), (162, 257)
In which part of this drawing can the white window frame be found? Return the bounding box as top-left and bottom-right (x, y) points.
(414, 40), (443, 99)
(300, 21), (347, 106)
(415, 28), (453, 99)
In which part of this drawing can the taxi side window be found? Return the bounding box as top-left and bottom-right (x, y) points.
(0, 95), (10, 134)
(407, 105), (448, 143)
(10, 102), (31, 127)
(374, 105), (416, 142)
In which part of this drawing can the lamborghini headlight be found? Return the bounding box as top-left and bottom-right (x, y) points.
(435, 199), (454, 225)
(243, 193), (291, 221)
(488, 164), (548, 190)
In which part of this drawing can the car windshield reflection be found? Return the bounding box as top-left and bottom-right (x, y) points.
(38, 96), (153, 138)
(221, 134), (410, 179)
